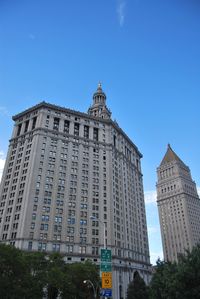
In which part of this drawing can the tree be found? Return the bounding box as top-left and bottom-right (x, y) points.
(149, 245), (200, 299)
(23, 251), (48, 298)
(0, 244), (46, 298)
(64, 260), (100, 299)
(126, 271), (149, 299)
(0, 243), (26, 298)
(175, 245), (200, 299)
(0, 244), (100, 299)
(45, 253), (67, 299)
(148, 259), (178, 299)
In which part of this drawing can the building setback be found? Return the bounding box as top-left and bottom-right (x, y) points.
(156, 144), (200, 262)
(0, 84), (151, 298)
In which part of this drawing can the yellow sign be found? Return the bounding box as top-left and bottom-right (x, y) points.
(102, 272), (112, 289)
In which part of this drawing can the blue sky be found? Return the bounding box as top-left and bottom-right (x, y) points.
(0, 0), (200, 264)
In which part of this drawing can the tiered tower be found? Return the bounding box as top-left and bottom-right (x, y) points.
(157, 144), (200, 262)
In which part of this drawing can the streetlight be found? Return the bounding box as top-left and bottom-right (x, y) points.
(83, 280), (97, 299)
(90, 215), (106, 249)
(90, 215), (108, 299)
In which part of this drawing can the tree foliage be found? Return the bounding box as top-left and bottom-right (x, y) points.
(2, 243), (200, 299)
(0, 244), (100, 299)
(126, 245), (200, 299)
(149, 245), (200, 299)
(126, 271), (149, 299)
(148, 259), (178, 299)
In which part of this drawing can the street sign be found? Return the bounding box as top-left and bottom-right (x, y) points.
(101, 249), (112, 293)
(102, 272), (112, 289)
(100, 262), (112, 272)
(101, 289), (112, 297)
(101, 249), (112, 262)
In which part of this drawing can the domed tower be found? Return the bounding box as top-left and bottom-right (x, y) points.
(88, 83), (111, 119)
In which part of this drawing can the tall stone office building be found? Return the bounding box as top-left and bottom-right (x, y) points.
(0, 84), (151, 298)
(157, 144), (200, 262)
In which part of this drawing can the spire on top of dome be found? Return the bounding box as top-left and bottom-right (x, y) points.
(93, 82), (106, 100)
(87, 83), (111, 119)
(97, 82), (102, 91)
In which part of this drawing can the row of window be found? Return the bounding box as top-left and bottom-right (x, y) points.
(52, 118), (100, 141)
(16, 117), (37, 136)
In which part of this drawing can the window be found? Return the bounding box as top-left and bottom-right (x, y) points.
(28, 241), (32, 251)
(54, 225), (62, 232)
(53, 117), (60, 131)
(80, 219), (87, 225)
(24, 120), (29, 133)
(93, 128), (99, 141)
(55, 216), (62, 223)
(56, 199), (63, 206)
(79, 246), (86, 254)
(66, 235), (74, 243)
(66, 245), (73, 253)
(92, 247), (99, 255)
(44, 198), (51, 205)
(74, 123), (79, 136)
(64, 120), (70, 133)
(30, 222), (35, 229)
(29, 232), (34, 239)
(32, 117), (37, 130)
(38, 242), (47, 251)
(68, 218), (75, 224)
(42, 215), (49, 222)
(32, 213), (36, 220)
(40, 224), (49, 231)
(67, 227), (75, 234)
(17, 124), (22, 136)
(84, 125), (89, 138)
(43, 206), (50, 212)
(52, 243), (60, 252)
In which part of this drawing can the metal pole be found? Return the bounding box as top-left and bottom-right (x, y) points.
(103, 221), (106, 249)
(83, 280), (96, 299)
(89, 216), (106, 299)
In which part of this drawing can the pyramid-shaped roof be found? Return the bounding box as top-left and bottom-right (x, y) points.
(160, 144), (187, 167)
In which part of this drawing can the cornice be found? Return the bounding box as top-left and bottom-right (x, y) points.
(12, 101), (142, 158)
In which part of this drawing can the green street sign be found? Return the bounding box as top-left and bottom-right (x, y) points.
(100, 262), (112, 272)
(101, 249), (112, 262)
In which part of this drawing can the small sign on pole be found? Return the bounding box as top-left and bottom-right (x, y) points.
(100, 262), (112, 272)
(102, 272), (112, 289)
(101, 289), (112, 297)
(101, 249), (112, 262)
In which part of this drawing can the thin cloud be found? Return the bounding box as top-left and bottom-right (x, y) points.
(145, 187), (200, 205)
(117, 0), (126, 27)
(148, 225), (160, 234)
(28, 33), (36, 40)
(144, 190), (157, 204)
(0, 106), (10, 117)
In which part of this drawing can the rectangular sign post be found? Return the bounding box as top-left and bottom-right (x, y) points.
(102, 272), (112, 289)
(100, 249), (112, 297)
(101, 249), (112, 262)
(100, 262), (112, 272)
(100, 289), (112, 297)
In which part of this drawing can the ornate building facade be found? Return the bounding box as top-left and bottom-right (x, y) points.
(157, 144), (200, 262)
(0, 84), (151, 298)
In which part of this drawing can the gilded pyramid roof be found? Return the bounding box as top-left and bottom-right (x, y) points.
(160, 144), (186, 166)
